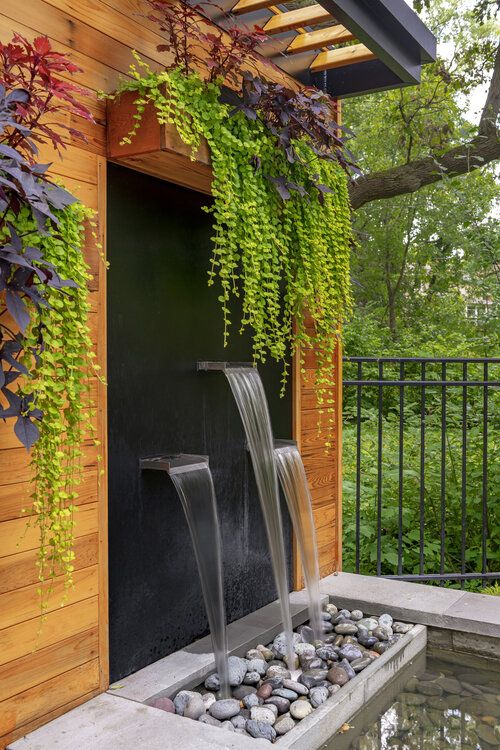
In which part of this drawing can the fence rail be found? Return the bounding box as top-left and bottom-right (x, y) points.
(343, 356), (500, 587)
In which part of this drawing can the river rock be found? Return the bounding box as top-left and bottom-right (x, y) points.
(204, 673), (220, 691)
(231, 715), (248, 730)
(233, 685), (257, 699)
(373, 627), (390, 641)
(244, 671), (261, 685)
(297, 625), (315, 644)
(246, 719), (276, 742)
(325, 603), (338, 616)
(310, 686), (329, 708)
(357, 617), (378, 631)
(328, 683), (341, 696)
(246, 648), (262, 661)
(256, 644), (275, 661)
(250, 706), (277, 725)
(476, 724), (500, 745)
(243, 693), (261, 709)
(247, 658), (267, 676)
(266, 665), (291, 680)
(339, 644), (363, 662)
(257, 683), (273, 700)
(228, 655), (248, 686)
(273, 688), (298, 701)
(351, 657), (372, 672)
(184, 693), (206, 721)
(201, 692), (216, 710)
(340, 658), (356, 680)
(417, 682), (443, 697)
(299, 669), (328, 689)
(316, 645), (339, 662)
(290, 700), (313, 720)
(209, 698), (241, 721)
(265, 696), (290, 714)
(350, 609), (364, 621)
(373, 642), (388, 655)
(334, 609), (352, 622)
(283, 679), (309, 696)
(275, 713), (296, 735)
(199, 714), (222, 727)
(321, 611), (332, 621)
(174, 690), (198, 716)
(327, 665), (349, 686)
(335, 623), (358, 635)
(295, 643), (316, 658)
(273, 631), (302, 658)
(358, 633), (378, 648)
(393, 622), (413, 634)
(437, 677), (462, 694)
(150, 696), (175, 713)
(378, 613), (393, 629)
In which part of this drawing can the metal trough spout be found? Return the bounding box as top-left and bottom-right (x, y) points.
(273, 439), (298, 454)
(139, 453), (209, 475)
(197, 361), (255, 371)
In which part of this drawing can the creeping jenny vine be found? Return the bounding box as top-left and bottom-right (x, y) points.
(116, 58), (353, 439)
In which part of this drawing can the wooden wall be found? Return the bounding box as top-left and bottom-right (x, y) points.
(0, 2), (342, 745)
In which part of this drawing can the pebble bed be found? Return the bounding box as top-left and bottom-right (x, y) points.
(149, 602), (415, 743)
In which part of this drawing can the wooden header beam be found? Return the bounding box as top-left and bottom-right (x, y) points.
(287, 24), (354, 55)
(311, 43), (376, 72)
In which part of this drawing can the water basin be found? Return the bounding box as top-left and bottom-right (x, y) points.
(325, 650), (500, 750)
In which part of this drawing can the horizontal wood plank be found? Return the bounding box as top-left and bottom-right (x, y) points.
(0, 596), (98, 667)
(0, 502), (98, 559)
(264, 5), (332, 35)
(0, 627), (98, 703)
(0, 659), (99, 738)
(0, 565), (98, 630)
(0, 533), (98, 596)
(288, 24), (355, 54)
(311, 43), (376, 73)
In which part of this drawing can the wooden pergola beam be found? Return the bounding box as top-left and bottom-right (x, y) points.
(263, 5), (333, 35)
(310, 43), (376, 72)
(287, 24), (355, 54)
(232, 0), (277, 14)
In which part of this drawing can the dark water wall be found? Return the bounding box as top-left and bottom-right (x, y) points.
(107, 163), (292, 682)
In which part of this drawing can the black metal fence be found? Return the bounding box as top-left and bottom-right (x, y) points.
(343, 357), (500, 587)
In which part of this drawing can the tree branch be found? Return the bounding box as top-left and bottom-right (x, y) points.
(349, 43), (500, 211)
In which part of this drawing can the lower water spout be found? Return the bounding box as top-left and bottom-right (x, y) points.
(140, 454), (230, 698)
(274, 440), (323, 642)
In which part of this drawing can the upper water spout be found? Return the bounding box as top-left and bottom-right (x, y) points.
(199, 363), (295, 666)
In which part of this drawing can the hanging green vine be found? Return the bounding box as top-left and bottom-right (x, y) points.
(114, 52), (353, 440)
(17, 203), (97, 600)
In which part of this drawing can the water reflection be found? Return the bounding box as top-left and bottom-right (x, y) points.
(325, 652), (500, 750)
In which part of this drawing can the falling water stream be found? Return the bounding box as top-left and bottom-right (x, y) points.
(142, 455), (230, 698)
(225, 367), (295, 666)
(274, 442), (323, 641)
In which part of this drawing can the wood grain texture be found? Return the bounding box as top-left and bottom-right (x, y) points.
(0, 0), (341, 741)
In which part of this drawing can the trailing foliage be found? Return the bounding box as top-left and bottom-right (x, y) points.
(0, 34), (96, 597)
(113, 7), (354, 423)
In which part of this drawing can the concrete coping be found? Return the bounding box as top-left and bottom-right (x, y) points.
(319, 572), (500, 639)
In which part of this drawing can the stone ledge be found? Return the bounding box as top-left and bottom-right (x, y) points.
(319, 572), (500, 639)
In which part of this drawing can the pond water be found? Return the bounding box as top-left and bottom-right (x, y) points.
(325, 651), (500, 750)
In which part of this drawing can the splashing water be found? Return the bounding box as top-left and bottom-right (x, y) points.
(169, 462), (230, 698)
(225, 367), (295, 665)
(274, 442), (323, 641)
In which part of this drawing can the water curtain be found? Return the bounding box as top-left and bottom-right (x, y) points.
(223, 366), (295, 665)
(274, 441), (323, 641)
(140, 454), (230, 697)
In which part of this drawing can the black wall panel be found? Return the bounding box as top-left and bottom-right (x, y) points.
(107, 163), (292, 682)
